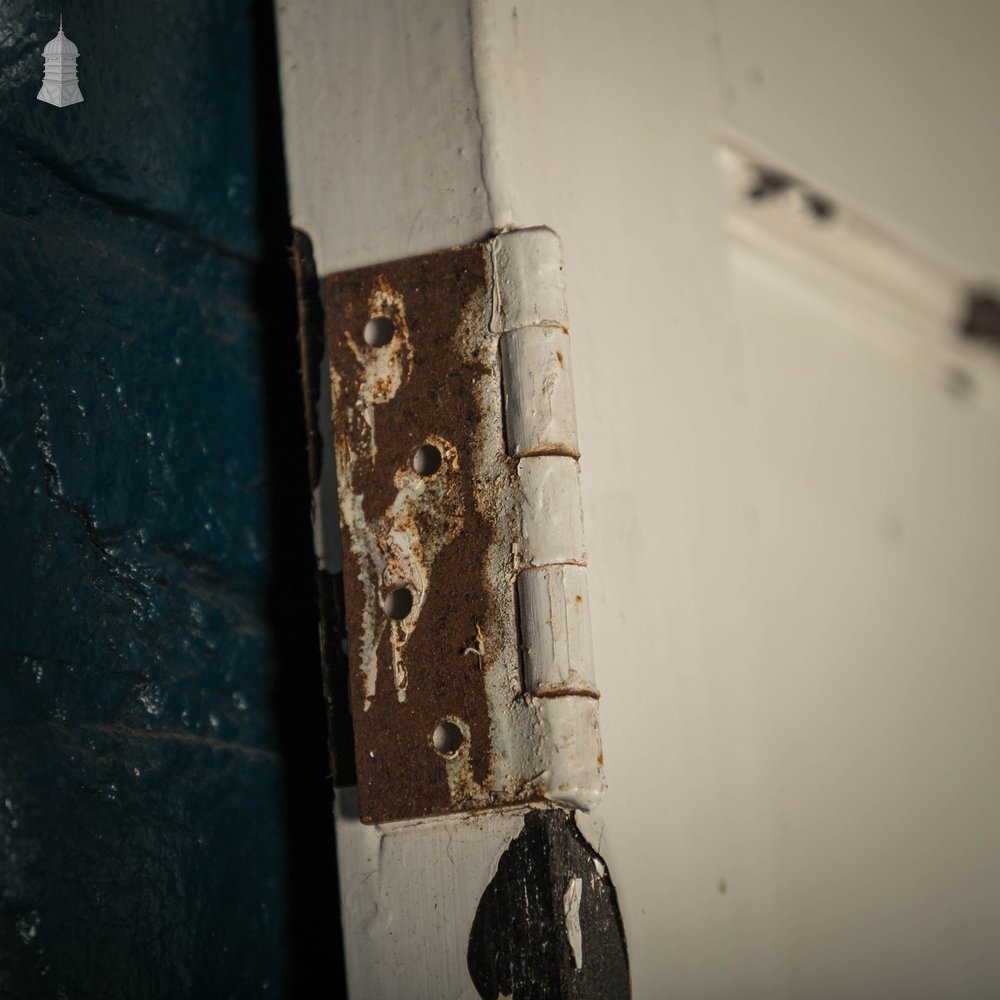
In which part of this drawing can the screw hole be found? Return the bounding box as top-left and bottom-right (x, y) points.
(412, 444), (442, 476)
(364, 316), (394, 347)
(432, 721), (464, 757)
(384, 587), (413, 620)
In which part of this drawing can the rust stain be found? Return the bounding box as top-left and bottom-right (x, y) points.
(533, 687), (600, 700)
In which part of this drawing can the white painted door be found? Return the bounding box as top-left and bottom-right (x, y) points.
(277, 2), (1000, 996)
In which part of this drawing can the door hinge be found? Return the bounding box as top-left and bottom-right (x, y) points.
(324, 227), (604, 823)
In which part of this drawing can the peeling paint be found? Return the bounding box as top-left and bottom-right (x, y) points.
(467, 809), (629, 998)
(564, 876), (583, 969)
(380, 435), (465, 701)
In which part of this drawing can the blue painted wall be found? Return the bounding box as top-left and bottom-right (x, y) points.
(0, 1), (336, 995)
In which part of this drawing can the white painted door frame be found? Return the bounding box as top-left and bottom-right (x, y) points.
(277, 2), (1000, 997)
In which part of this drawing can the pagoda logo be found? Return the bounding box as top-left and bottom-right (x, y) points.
(38, 16), (84, 108)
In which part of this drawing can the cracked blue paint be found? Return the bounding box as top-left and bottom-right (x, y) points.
(0, 0), (291, 994)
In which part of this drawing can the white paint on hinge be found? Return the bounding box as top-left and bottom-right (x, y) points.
(329, 281), (414, 710)
(515, 457), (586, 568)
(489, 227), (568, 334)
(492, 228), (604, 809)
(535, 696), (603, 812)
(380, 435), (465, 701)
(517, 565), (597, 695)
(501, 325), (580, 458)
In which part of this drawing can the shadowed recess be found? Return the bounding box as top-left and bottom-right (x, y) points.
(0, 0), (342, 995)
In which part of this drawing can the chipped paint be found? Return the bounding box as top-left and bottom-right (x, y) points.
(349, 278), (415, 454)
(380, 434), (464, 701)
(329, 278), (417, 709)
(564, 876), (584, 969)
(468, 809), (629, 997)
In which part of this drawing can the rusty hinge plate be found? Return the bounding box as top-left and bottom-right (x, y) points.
(324, 228), (603, 824)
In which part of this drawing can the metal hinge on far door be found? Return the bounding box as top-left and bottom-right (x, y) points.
(324, 227), (604, 824)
